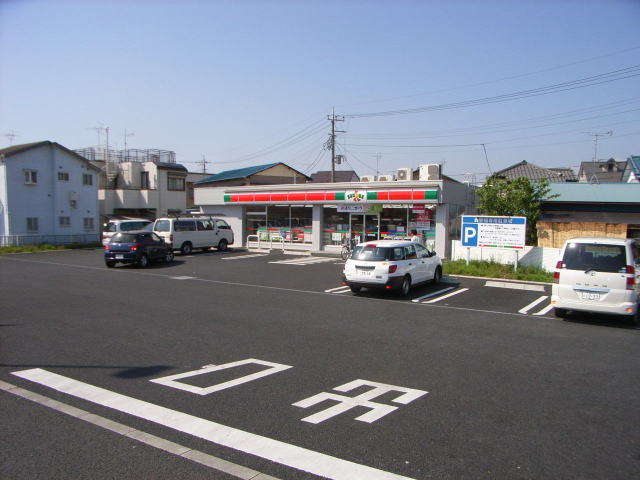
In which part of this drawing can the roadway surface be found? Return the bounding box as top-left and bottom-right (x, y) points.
(1, 248), (639, 479)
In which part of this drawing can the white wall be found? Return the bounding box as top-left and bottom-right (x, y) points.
(199, 205), (244, 246)
(450, 240), (561, 272)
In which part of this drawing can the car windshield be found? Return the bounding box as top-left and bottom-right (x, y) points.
(351, 245), (405, 261)
(563, 243), (627, 273)
(111, 233), (138, 243)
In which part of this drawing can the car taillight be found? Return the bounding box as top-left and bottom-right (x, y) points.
(389, 265), (398, 273)
(169, 235), (173, 242)
(553, 260), (563, 283)
(104, 244), (110, 251)
(131, 243), (141, 252)
(626, 265), (636, 290)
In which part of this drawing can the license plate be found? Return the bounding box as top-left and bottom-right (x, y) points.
(577, 291), (600, 300)
(115, 254), (124, 260)
(358, 270), (372, 277)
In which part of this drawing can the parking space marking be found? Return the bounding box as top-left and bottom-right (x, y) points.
(0, 380), (281, 480)
(150, 359), (292, 395)
(170, 276), (198, 280)
(518, 295), (549, 314)
(485, 280), (546, 292)
(422, 288), (469, 304)
(533, 303), (554, 316)
(222, 254), (268, 261)
(269, 257), (337, 266)
(411, 287), (455, 303)
(13, 369), (418, 480)
(325, 286), (352, 293)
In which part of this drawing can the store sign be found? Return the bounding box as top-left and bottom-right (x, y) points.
(345, 190), (366, 202)
(223, 189), (438, 204)
(338, 205), (366, 213)
(461, 215), (526, 249)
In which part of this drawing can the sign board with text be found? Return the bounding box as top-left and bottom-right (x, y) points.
(461, 215), (526, 249)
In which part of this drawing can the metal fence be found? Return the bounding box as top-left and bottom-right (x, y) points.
(0, 234), (100, 247)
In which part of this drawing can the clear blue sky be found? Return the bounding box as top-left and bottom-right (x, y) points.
(1, 0), (639, 181)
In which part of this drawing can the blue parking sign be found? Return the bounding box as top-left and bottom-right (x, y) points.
(461, 221), (478, 247)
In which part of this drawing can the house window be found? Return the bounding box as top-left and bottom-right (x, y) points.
(83, 218), (95, 230)
(141, 171), (149, 189)
(24, 170), (38, 185)
(82, 173), (93, 185)
(167, 176), (185, 191)
(26, 217), (39, 232)
(59, 216), (71, 227)
(58, 172), (70, 181)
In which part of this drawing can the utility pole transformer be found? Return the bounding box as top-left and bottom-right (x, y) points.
(328, 109), (345, 183)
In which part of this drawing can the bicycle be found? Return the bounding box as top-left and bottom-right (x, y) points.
(340, 236), (357, 260)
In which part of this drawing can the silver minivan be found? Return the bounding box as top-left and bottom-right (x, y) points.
(551, 237), (640, 323)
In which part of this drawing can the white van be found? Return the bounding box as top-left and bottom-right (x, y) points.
(551, 237), (639, 324)
(102, 219), (152, 246)
(152, 216), (234, 254)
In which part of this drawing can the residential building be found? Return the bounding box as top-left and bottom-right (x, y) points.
(310, 170), (360, 183)
(0, 141), (100, 245)
(623, 155), (640, 183)
(537, 183), (640, 247)
(74, 147), (188, 224)
(492, 160), (577, 182)
(196, 163), (311, 188)
(578, 158), (627, 183)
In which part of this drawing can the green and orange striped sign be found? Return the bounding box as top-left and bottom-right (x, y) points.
(223, 189), (438, 204)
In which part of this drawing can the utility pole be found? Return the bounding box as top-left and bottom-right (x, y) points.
(327, 108), (345, 183)
(196, 155), (210, 173)
(123, 129), (134, 160)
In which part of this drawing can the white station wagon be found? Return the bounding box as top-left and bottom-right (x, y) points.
(342, 240), (442, 296)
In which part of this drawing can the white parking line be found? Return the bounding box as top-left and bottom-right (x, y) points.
(324, 286), (351, 293)
(411, 287), (455, 303)
(422, 288), (469, 304)
(269, 257), (336, 265)
(222, 254), (267, 261)
(533, 303), (554, 316)
(518, 295), (549, 314)
(12, 369), (417, 480)
(485, 281), (546, 292)
(0, 380), (280, 480)
(170, 276), (198, 280)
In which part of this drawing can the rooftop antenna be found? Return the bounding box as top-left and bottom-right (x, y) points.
(4, 132), (17, 145)
(196, 155), (210, 173)
(584, 131), (613, 162)
(123, 129), (134, 160)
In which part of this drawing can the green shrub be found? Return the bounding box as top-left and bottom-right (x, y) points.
(0, 243), (101, 254)
(443, 259), (553, 283)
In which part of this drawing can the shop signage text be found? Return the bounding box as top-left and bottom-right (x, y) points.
(461, 215), (526, 249)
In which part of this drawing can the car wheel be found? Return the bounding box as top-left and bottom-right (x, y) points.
(554, 307), (567, 318)
(164, 250), (174, 263)
(217, 239), (228, 251)
(399, 276), (411, 296)
(105, 261), (116, 268)
(432, 266), (442, 285)
(350, 286), (361, 294)
(137, 254), (149, 268)
(181, 242), (193, 255)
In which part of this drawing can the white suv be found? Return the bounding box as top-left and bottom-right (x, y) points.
(342, 240), (442, 296)
(551, 237), (640, 324)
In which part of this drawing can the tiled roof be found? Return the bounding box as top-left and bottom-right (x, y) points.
(196, 162), (309, 184)
(0, 141), (51, 156)
(493, 160), (575, 182)
(578, 159), (627, 183)
(310, 170), (360, 183)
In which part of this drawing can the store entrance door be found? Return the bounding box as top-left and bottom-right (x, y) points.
(349, 213), (380, 243)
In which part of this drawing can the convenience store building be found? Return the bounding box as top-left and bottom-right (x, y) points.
(193, 177), (476, 258)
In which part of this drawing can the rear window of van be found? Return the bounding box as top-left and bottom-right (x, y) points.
(563, 243), (627, 273)
(175, 220), (196, 232)
(154, 220), (171, 232)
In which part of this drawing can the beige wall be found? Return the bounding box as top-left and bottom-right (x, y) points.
(537, 221), (627, 248)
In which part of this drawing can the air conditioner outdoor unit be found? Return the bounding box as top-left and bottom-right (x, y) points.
(377, 174), (394, 182)
(396, 167), (413, 181)
(419, 164), (441, 181)
(360, 175), (376, 182)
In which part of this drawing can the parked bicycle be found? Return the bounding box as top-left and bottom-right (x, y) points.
(341, 235), (358, 260)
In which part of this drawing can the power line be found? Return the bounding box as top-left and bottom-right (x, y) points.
(345, 65), (640, 118)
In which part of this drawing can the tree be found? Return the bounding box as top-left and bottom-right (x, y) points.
(476, 176), (556, 245)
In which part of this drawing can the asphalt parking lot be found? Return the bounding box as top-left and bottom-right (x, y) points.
(2, 248), (640, 480)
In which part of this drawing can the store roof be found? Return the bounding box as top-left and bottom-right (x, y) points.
(196, 162), (309, 184)
(545, 182), (640, 203)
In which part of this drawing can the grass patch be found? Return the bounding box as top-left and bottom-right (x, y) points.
(0, 243), (101, 254)
(444, 259), (553, 283)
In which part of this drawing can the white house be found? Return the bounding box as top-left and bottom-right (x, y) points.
(73, 147), (189, 223)
(0, 141), (101, 245)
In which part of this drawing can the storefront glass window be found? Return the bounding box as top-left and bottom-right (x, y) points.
(246, 206), (267, 240)
(290, 206), (313, 243)
(323, 207), (350, 245)
(267, 205), (290, 240)
(380, 207), (409, 239)
(410, 206), (436, 250)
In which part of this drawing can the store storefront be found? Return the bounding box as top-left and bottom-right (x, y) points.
(194, 180), (475, 258)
